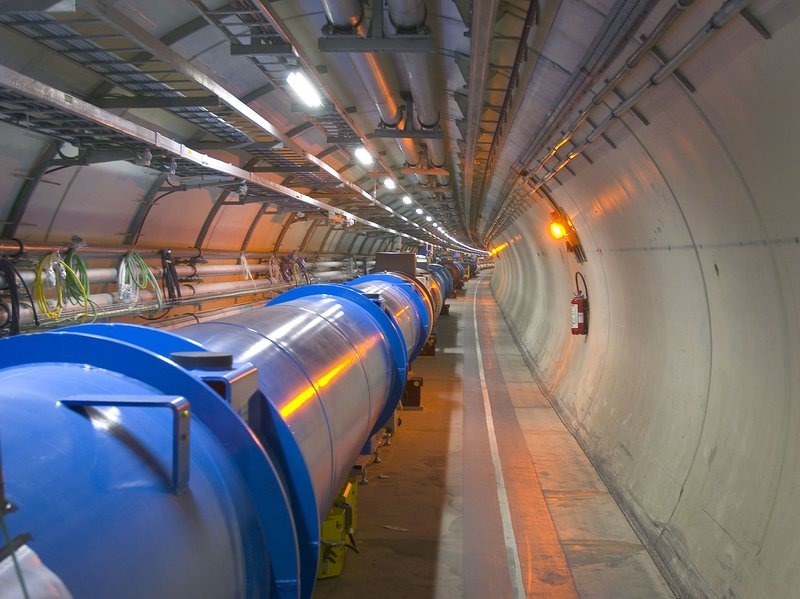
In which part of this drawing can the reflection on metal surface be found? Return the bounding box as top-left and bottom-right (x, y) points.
(281, 356), (356, 419)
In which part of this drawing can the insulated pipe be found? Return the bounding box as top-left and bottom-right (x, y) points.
(0, 263), (273, 288)
(320, 0), (421, 167)
(386, 0), (448, 172)
(3, 278), (297, 327)
(176, 285), (408, 598)
(0, 240), (265, 260)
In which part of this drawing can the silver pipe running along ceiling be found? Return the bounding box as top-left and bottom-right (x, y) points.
(386, 0), (448, 172)
(320, 0), (421, 168)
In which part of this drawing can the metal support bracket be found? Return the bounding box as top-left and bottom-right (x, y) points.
(319, 0), (434, 53)
(61, 394), (191, 493)
(368, 93), (443, 140)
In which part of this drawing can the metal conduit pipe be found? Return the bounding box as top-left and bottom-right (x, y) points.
(0, 241), (315, 262)
(0, 263), (274, 289)
(308, 261), (349, 268)
(0, 240), (204, 259)
(489, 0), (747, 239)
(2, 279), (296, 327)
(0, 240), (363, 263)
(313, 270), (350, 280)
(0, 270), (386, 329)
(386, 0), (448, 176)
(320, 0), (421, 168)
(528, 0), (694, 180)
(572, 0), (747, 155)
(517, 0), (660, 171)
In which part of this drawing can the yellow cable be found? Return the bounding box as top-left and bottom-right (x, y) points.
(34, 253), (63, 319)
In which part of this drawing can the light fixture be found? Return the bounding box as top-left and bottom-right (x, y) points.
(287, 71), (322, 108)
(549, 221), (567, 240)
(425, 215), (433, 222)
(402, 195), (412, 205)
(354, 146), (374, 166)
(383, 177), (396, 190)
(549, 208), (588, 263)
(415, 208), (423, 215)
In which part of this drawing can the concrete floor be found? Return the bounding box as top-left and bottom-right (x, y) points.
(313, 274), (674, 599)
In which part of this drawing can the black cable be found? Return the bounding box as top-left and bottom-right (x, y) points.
(0, 258), (20, 335)
(43, 164), (79, 176)
(130, 191), (178, 246)
(575, 271), (588, 298)
(8, 260), (38, 327)
(159, 249), (181, 301)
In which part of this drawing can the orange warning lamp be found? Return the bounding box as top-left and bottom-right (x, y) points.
(549, 221), (567, 240)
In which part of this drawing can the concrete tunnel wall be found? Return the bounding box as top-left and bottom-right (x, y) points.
(490, 8), (800, 599)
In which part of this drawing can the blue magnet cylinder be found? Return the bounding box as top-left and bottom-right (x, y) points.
(348, 272), (433, 360)
(429, 263), (453, 298)
(0, 330), (299, 599)
(0, 271), (436, 599)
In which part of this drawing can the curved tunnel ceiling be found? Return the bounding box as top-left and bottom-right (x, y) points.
(0, 0), (798, 597)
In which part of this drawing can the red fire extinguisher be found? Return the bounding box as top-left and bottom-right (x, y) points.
(571, 272), (589, 335)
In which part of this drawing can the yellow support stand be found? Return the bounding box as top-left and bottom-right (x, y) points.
(317, 478), (359, 579)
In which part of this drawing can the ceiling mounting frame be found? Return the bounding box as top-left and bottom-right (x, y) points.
(0, 11), (259, 146)
(176, 0), (410, 223)
(0, 63), (436, 248)
(198, 0), (366, 154)
(0, 5), (472, 250)
(318, 0), (434, 54)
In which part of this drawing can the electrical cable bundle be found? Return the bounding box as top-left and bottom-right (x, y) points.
(117, 251), (164, 310)
(267, 255), (281, 284)
(63, 250), (95, 319)
(159, 249), (181, 302)
(33, 252), (91, 322)
(293, 255), (310, 285)
(0, 256), (38, 335)
(239, 252), (257, 289)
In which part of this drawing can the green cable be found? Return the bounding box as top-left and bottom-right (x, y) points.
(119, 251), (164, 310)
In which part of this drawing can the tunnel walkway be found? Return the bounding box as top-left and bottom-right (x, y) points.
(314, 273), (673, 598)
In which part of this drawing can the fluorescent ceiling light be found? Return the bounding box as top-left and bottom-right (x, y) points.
(383, 177), (396, 190)
(354, 146), (374, 165)
(402, 195), (412, 205)
(287, 71), (322, 108)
